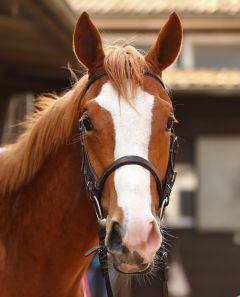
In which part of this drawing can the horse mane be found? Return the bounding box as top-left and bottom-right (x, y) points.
(104, 45), (146, 100)
(0, 45), (146, 195)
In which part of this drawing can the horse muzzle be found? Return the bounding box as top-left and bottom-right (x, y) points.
(106, 219), (162, 274)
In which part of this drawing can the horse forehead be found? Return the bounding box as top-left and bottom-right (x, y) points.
(93, 82), (155, 124)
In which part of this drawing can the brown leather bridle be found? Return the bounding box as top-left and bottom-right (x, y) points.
(79, 69), (178, 297)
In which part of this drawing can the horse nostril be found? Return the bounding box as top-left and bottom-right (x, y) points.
(107, 221), (122, 252)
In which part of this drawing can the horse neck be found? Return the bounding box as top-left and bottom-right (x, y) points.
(2, 143), (98, 296)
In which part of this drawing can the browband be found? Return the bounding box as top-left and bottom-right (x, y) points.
(84, 69), (165, 94)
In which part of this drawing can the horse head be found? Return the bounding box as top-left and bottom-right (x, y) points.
(73, 12), (182, 274)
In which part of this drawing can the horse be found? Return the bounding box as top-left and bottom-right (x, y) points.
(0, 11), (182, 297)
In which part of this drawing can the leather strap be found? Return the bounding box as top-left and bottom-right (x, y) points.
(83, 69), (165, 95)
(96, 155), (163, 203)
(83, 69), (107, 94)
(98, 228), (114, 297)
(144, 69), (165, 88)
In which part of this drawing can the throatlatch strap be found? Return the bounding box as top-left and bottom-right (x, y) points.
(159, 247), (169, 297)
(98, 228), (114, 297)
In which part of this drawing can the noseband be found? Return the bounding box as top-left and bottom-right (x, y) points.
(79, 69), (178, 297)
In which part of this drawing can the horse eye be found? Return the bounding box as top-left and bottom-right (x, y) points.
(82, 116), (94, 131)
(166, 118), (174, 131)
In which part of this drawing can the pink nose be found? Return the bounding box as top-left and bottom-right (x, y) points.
(122, 218), (162, 256)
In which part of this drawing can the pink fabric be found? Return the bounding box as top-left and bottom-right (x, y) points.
(82, 274), (91, 297)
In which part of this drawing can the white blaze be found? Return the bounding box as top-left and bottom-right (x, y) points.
(95, 82), (154, 223)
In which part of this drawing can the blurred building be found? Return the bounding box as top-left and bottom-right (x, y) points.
(1, 1), (240, 297)
(0, 0), (77, 142)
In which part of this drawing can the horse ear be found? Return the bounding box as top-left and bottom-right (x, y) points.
(73, 11), (104, 73)
(145, 12), (182, 74)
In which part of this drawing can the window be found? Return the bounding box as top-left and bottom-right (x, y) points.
(194, 44), (240, 68)
(165, 165), (198, 228)
(180, 190), (195, 217)
(181, 34), (240, 69)
(197, 136), (240, 232)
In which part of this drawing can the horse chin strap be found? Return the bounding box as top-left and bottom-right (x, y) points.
(79, 69), (178, 297)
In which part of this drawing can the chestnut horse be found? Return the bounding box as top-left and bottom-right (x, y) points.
(0, 11), (182, 297)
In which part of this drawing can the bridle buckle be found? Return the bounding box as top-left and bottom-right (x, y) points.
(90, 195), (102, 219)
(159, 198), (169, 220)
